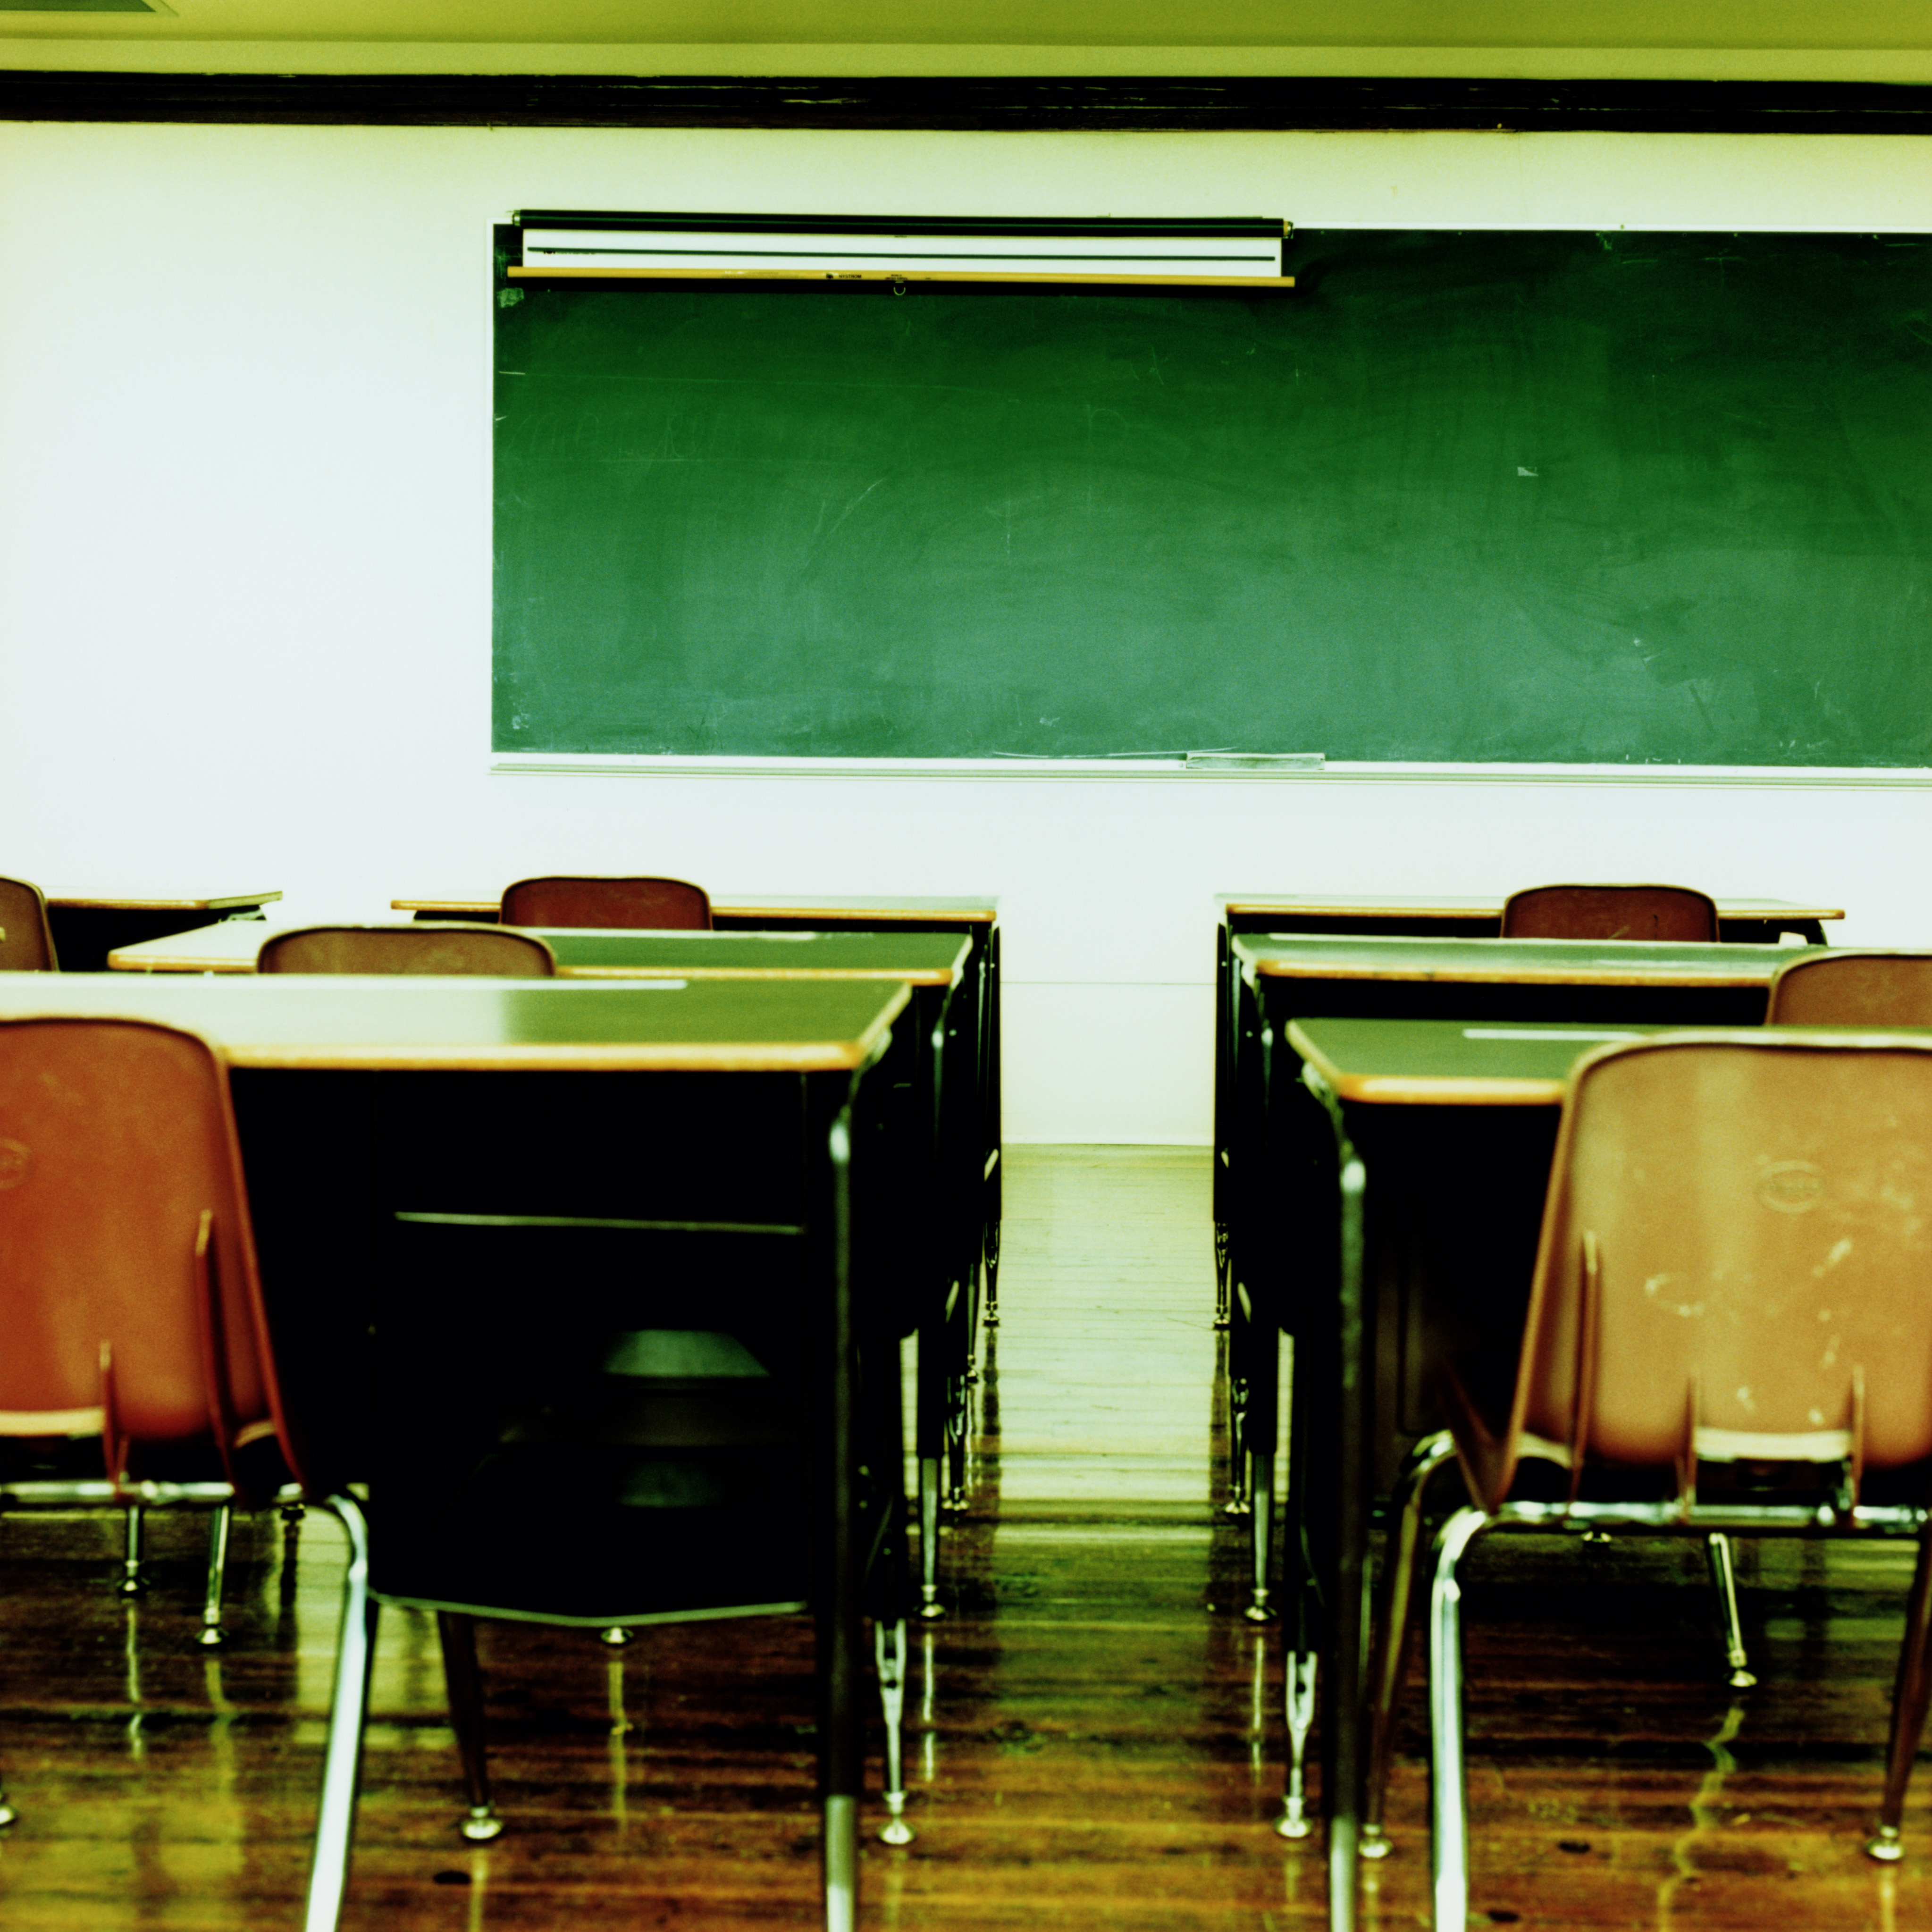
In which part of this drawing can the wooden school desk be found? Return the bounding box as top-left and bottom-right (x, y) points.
(0, 969), (910, 1930)
(1265, 1014), (1684, 1924)
(1223, 934), (1791, 1507)
(395, 892), (1006, 1327)
(42, 889), (282, 974)
(1209, 895), (1842, 1316)
(111, 922), (981, 1614)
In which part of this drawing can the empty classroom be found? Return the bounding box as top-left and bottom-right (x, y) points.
(3, 8), (1932, 1929)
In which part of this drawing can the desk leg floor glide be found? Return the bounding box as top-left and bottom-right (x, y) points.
(919, 1459), (944, 1618)
(1276, 1651), (1317, 1839)
(875, 1618), (915, 1845)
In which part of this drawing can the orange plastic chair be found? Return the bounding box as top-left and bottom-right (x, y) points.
(0, 877), (58, 972)
(0, 1016), (294, 1824)
(1359, 1034), (1932, 1918)
(500, 876), (713, 931)
(1768, 950), (1932, 1027)
(0, 1011), (416, 1930)
(1501, 882), (1719, 943)
(259, 924), (556, 976)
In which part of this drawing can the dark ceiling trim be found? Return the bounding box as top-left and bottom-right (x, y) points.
(2, 71), (1930, 131)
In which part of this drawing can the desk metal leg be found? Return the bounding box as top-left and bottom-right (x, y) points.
(1278, 1650), (1318, 1840)
(1324, 1148), (1368, 1930)
(822, 1099), (865, 1932)
(918, 1458), (943, 1618)
(1246, 1449), (1275, 1622)
(875, 1619), (914, 1844)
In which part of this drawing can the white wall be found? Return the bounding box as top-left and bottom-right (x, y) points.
(2, 122), (1929, 1140)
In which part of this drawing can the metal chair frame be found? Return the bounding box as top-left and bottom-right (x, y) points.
(1423, 1494), (1932, 1932)
(1354, 1033), (1932, 1932)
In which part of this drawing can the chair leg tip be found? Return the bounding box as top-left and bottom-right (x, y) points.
(1242, 1600), (1274, 1625)
(196, 1625), (226, 1650)
(0, 1802), (17, 1829)
(1358, 1826), (1392, 1859)
(916, 1600), (946, 1621)
(597, 1627), (632, 1647)
(1728, 1667), (1757, 1689)
(459, 1808), (504, 1843)
(1867, 1829), (1904, 1864)
(879, 1819), (915, 1846)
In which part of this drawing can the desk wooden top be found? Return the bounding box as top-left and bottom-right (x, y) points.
(1289, 1016), (1669, 1105)
(1219, 891), (1843, 923)
(1234, 933), (1792, 989)
(544, 929), (968, 983)
(108, 922), (970, 983)
(1291, 1014), (1932, 1106)
(393, 893), (999, 925)
(46, 890), (282, 913)
(0, 974), (909, 1073)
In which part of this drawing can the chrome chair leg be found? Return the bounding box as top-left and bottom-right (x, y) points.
(1361, 1429), (1459, 1860)
(197, 1504), (231, 1649)
(1705, 1532), (1757, 1690)
(438, 1611), (505, 1843)
(1428, 1507), (1489, 1932)
(1871, 1523), (1932, 1862)
(280, 1501), (305, 1604)
(119, 1505), (145, 1596)
(1213, 1222), (1231, 1328)
(983, 1224), (1000, 1330)
(303, 1494), (378, 1932)
(825, 1791), (857, 1932)
(1244, 1451), (1274, 1621)
(1275, 1650), (1318, 1839)
(917, 1458), (944, 1620)
(874, 1619), (914, 1845)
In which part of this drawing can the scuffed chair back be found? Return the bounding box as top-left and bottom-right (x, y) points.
(1768, 951), (1932, 1028)
(0, 877), (58, 972)
(1455, 1035), (1932, 1513)
(501, 876), (713, 932)
(1501, 883), (1718, 943)
(0, 1018), (278, 1486)
(259, 924), (556, 976)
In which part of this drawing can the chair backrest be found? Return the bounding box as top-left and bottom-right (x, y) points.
(258, 924), (556, 976)
(1501, 883), (1719, 944)
(0, 1017), (280, 1485)
(1767, 951), (1932, 1027)
(1461, 1034), (1932, 1512)
(500, 876), (713, 932)
(0, 876), (58, 972)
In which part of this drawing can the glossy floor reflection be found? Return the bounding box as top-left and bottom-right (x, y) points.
(0, 1148), (1929, 1926)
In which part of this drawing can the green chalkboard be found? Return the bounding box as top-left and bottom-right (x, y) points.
(493, 229), (1932, 764)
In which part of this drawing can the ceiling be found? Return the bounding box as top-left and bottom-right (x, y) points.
(4, 0), (1932, 51)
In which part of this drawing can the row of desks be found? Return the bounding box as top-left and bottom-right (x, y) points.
(106, 917), (993, 1620)
(1210, 894), (1841, 1311)
(1218, 925), (1849, 1928)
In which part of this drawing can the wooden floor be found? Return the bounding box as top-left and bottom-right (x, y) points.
(3, 1146), (1932, 1927)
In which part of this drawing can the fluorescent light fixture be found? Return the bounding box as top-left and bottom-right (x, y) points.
(512, 211), (1292, 288)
